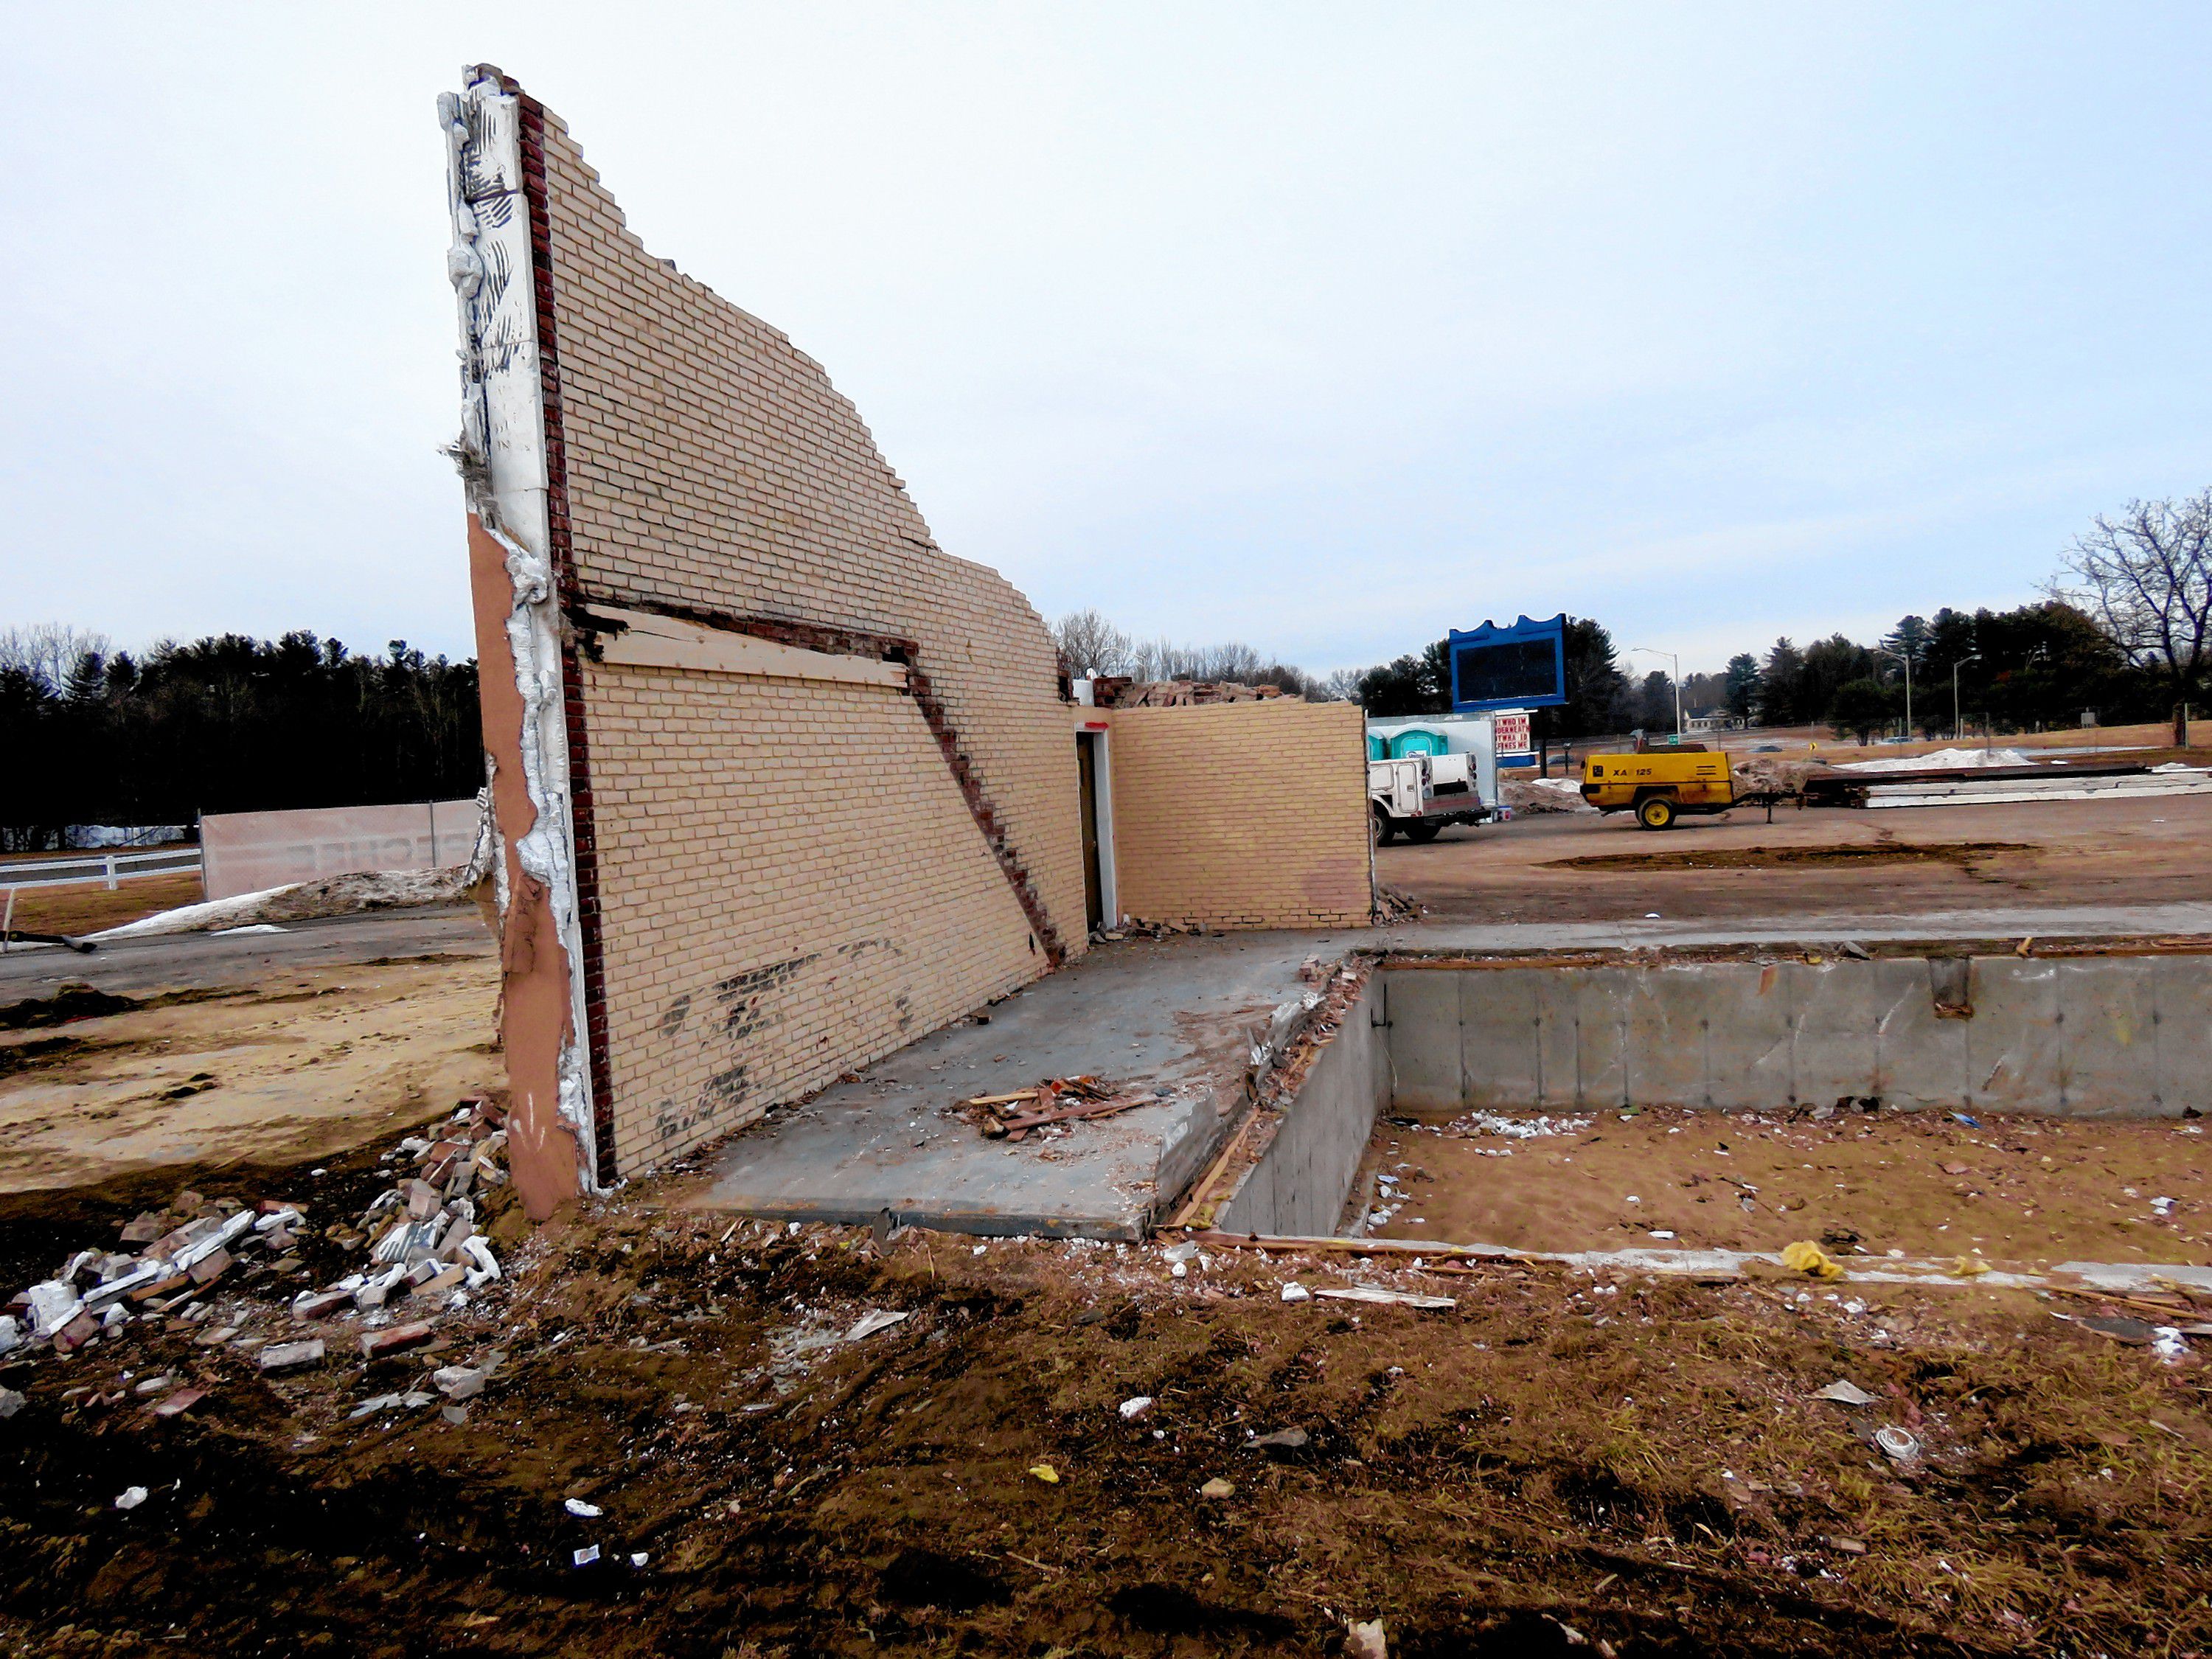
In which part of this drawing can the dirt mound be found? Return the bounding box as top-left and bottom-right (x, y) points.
(1501, 776), (1593, 815)
(1548, 841), (2032, 873)
(1731, 754), (1842, 794)
(94, 866), (476, 939)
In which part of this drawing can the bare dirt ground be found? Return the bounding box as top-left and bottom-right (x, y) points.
(0, 952), (500, 1192)
(1380, 788), (2212, 925)
(1354, 1107), (2212, 1270)
(4, 1180), (2212, 1658)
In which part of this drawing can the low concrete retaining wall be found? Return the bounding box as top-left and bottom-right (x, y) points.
(1382, 955), (2212, 1117)
(1217, 978), (1388, 1237)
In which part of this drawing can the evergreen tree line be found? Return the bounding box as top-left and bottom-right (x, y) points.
(0, 626), (481, 851)
(1337, 598), (2194, 745)
(1718, 599), (2177, 742)
(1336, 489), (2212, 742)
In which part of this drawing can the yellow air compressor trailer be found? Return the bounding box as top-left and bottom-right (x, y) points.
(1579, 748), (1735, 830)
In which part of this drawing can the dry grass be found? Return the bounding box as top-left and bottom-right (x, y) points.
(2, 870), (201, 936)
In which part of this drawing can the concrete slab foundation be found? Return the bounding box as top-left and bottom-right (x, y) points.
(678, 910), (2212, 1242)
(675, 931), (1344, 1237)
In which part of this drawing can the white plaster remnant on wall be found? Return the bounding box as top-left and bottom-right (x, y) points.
(439, 68), (601, 1194)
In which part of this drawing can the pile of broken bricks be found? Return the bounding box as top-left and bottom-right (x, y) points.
(0, 1096), (515, 1422)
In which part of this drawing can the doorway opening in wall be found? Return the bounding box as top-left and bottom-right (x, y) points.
(1075, 727), (1116, 933)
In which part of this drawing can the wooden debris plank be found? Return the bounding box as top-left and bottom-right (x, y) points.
(996, 1098), (1144, 1133)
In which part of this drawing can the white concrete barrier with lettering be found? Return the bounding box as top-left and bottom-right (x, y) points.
(200, 801), (480, 900)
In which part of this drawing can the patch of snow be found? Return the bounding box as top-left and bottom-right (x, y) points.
(1840, 747), (2030, 772)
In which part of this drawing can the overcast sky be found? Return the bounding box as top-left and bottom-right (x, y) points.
(6, 5), (2210, 678)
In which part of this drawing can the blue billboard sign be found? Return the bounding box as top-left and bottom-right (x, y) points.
(1447, 613), (1568, 712)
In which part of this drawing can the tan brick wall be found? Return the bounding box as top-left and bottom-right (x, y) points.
(1105, 701), (1374, 931)
(527, 101), (1085, 1172)
(582, 664), (1044, 1172)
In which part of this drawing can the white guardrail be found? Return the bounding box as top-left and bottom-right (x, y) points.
(0, 846), (204, 892)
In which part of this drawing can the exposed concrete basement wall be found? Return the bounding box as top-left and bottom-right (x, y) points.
(1211, 951), (2211, 1237)
(1383, 956), (2212, 1116)
(1105, 701), (1373, 931)
(1216, 978), (1388, 1237)
(445, 67), (1087, 1197)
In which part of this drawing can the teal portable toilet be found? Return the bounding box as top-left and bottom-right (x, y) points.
(1388, 728), (1448, 758)
(1366, 732), (1387, 761)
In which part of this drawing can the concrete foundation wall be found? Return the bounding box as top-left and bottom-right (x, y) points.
(1106, 701), (1373, 931)
(1212, 950), (2207, 1242)
(1217, 978), (1388, 1237)
(1382, 956), (2212, 1116)
(454, 68), (1088, 1188)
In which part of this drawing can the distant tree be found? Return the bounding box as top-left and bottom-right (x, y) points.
(1053, 611), (1325, 694)
(1723, 653), (1761, 719)
(1352, 645), (1447, 716)
(1633, 669), (1677, 733)
(1757, 638), (1804, 726)
(0, 630), (482, 852)
(1051, 609), (1134, 677)
(1882, 614), (1930, 669)
(0, 624), (109, 696)
(1552, 617), (1627, 740)
(1680, 670), (1727, 713)
(2051, 491), (2212, 702)
(1921, 607), (1978, 678)
(1800, 635), (1874, 728)
(1972, 599), (2132, 728)
(1826, 678), (1894, 745)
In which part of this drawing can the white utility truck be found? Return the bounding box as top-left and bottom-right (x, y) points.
(1367, 746), (1500, 844)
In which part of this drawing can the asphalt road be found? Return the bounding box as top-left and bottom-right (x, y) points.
(0, 906), (495, 999)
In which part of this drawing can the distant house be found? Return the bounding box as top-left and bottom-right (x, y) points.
(1683, 709), (1747, 734)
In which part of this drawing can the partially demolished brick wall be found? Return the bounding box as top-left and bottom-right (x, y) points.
(445, 66), (1085, 1205)
(1105, 701), (1374, 931)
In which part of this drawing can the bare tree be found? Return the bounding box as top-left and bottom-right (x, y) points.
(1051, 609), (1134, 678)
(0, 623), (111, 694)
(2050, 492), (2212, 698)
(1056, 610), (1324, 695)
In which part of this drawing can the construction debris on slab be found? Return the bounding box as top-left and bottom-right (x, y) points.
(960, 1077), (1153, 1142)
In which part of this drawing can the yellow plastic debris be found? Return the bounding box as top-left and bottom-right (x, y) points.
(1950, 1256), (1990, 1278)
(1027, 1464), (1060, 1484)
(1781, 1240), (1846, 1281)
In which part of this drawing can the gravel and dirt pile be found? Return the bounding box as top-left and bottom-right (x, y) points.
(0, 1180), (2208, 1656)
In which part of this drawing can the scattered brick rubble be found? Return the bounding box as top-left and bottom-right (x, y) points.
(0, 1096), (515, 1417)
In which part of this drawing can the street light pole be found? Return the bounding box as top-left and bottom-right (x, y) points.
(1627, 647), (1682, 738)
(1871, 647), (1914, 740)
(1951, 654), (1980, 743)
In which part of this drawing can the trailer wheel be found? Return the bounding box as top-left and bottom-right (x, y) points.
(1371, 805), (1395, 846)
(1636, 795), (1677, 830)
(1404, 821), (1442, 844)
